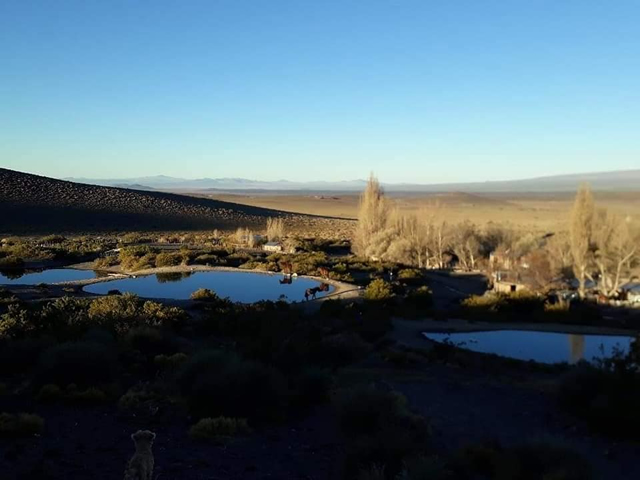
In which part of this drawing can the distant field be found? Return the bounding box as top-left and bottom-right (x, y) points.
(202, 191), (640, 233)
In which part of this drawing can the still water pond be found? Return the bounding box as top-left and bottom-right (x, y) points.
(423, 330), (634, 364)
(0, 268), (98, 285)
(84, 271), (333, 303)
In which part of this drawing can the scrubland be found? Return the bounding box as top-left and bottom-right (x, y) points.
(1, 172), (640, 478)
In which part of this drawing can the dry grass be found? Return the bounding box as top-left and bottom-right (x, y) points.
(205, 191), (640, 233)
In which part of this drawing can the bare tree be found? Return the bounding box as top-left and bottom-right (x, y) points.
(235, 227), (256, 247)
(451, 221), (481, 271)
(545, 231), (573, 280)
(570, 184), (595, 298)
(266, 217), (285, 242)
(592, 209), (638, 296)
(353, 174), (390, 258)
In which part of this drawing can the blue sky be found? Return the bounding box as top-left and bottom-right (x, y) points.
(1, 1), (638, 183)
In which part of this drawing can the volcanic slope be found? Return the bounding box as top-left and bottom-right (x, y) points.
(0, 168), (352, 235)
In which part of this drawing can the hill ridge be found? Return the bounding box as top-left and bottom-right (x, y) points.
(0, 168), (351, 234)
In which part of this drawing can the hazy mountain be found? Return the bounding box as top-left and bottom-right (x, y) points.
(64, 170), (640, 193)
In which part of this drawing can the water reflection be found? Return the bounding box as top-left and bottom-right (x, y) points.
(0, 269), (97, 285)
(156, 272), (194, 283)
(569, 334), (585, 363)
(84, 271), (333, 303)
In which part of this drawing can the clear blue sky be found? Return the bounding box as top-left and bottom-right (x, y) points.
(1, 1), (638, 183)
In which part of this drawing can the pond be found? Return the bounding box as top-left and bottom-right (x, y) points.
(0, 268), (99, 285)
(83, 271), (334, 303)
(423, 330), (634, 364)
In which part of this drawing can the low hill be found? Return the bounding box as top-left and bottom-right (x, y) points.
(0, 168), (350, 234)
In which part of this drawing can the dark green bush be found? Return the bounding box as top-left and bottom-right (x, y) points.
(558, 362), (640, 439)
(397, 268), (422, 283)
(364, 279), (394, 301)
(37, 341), (117, 387)
(0, 413), (44, 438)
(446, 441), (592, 480)
(177, 350), (288, 422)
(189, 416), (251, 443)
(190, 288), (221, 301)
(290, 367), (332, 408)
(406, 286), (433, 309)
(334, 385), (431, 479)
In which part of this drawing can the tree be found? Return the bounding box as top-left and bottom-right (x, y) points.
(353, 174), (390, 258)
(570, 184), (595, 298)
(592, 209), (638, 296)
(266, 217), (285, 242)
(451, 222), (481, 271)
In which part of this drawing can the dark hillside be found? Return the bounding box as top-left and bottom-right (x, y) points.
(0, 168), (348, 234)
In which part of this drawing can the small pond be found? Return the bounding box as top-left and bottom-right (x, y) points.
(0, 268), (99, 285)
(84, 271), (333, 303)
(423, 330), (634, 364)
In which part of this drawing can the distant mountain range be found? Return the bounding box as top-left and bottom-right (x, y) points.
(65, 169), (640, 193)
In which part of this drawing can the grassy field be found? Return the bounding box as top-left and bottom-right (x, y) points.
(204, 191), (640, 233)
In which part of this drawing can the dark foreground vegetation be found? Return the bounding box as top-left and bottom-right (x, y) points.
(0, 274), (639, 478)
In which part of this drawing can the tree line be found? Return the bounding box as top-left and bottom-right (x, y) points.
(354, 175), (639, 296)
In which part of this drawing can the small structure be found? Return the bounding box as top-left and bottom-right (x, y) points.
(263, 242), (283, 253)
(493, 280), (528, 294)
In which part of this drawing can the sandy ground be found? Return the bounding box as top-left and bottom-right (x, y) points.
(204, 191), (640, 233)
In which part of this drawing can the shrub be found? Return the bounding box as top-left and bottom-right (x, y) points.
(0, 413), (44, 437)
(155, 252), (185, 267)
(124, 327), (167, 355)
(406, 286), (433, 309)
(118, 383), (167, 411)
(93, 256), (119, 269)
(190, 288), (220, 301)
(0, 304), (33, 338)
(119, 246), (157, 271)
(290, 367), (333, 408)
(447, 441), (592, 480)
(36, 384), (64, 403)
(37, 341), (117, 387)
(461, 293), (504, 312)
(88, 293), (140, 333)
(154, 353), (188, 371)
(364, 279), (394, 301)
(0, 337), (53, 375)
(177, 350), (288, 422)
(357, 464), (387, 480)
(189, 417), (251, 443)
(193, 254), (222, 265)
(87, 295), (183, 335)
(557, 362), (640, 439)
(39, 296), (91, 336)
(65, 385), (108, 405)
(141, 301), (186, 329)
(335, 385), (431, 478)
(0, 255), (25, 268)
(398, 268), (422, 281)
